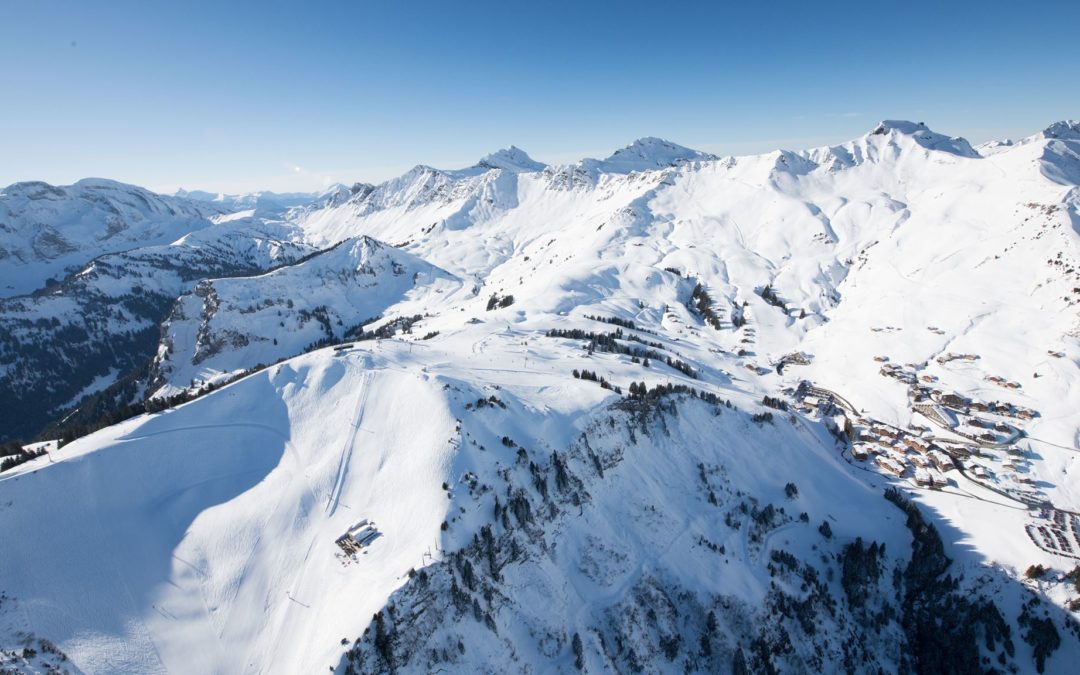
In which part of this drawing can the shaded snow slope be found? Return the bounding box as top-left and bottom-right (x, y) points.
(1, 350), (457, 674)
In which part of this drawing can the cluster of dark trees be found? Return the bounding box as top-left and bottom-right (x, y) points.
(57, 401), (148, 447)
(0, 442), (46, 472)
(465, 395), (507, 411)
(626, 381), (649, 400)
(1019, 596), (1063, 673)
(883, 486), (1030, 674)
(486, 294), (515, 311)
(572, 369), (621, 394)
(730, 303), (747, 328)
(622, 381), (725, 407)
(546, 327), (664, 352)
(689, 282), (723, 330)
(759, 284), (786, 310)
(1, 439), (24, 458)
(665, 357), (696, 378)
(584, 314), (656, 334)
(761, 396), (788, 411)
(339, 314), (423, 345)
(546, 328), (697, 379)
(839, 537), (885, 609)
(751, 411), (774, 424)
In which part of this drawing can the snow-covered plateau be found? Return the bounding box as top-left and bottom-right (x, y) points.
(2, 120), (1080, 674)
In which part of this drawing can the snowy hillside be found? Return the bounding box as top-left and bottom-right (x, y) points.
(150, 236), (462, 396)
(3, 120), (1080, 674)
(0, 216), (313, 442)
(0, 179), (230, 298)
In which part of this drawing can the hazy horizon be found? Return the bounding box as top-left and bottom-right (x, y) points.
(3, 0), (1078, 193)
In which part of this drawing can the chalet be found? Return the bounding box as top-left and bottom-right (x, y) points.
(876, 456), (905, 477)
(852, 445), (872, 461)
(874, 355), (890, 362)
(940, 393), (969, 409)
(871, 426), (900, 440)
(910, 454), (931, 468)
(939, 353), (979, 363)
(904, 438), (930, 454)
(942, 444), (973, 458)
(335, 519), (380, 554)
(914, 468), (934, 487)
(887, 450), (908, 463)
(929, 450), (954, 472)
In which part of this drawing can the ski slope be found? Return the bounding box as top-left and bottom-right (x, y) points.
(1, 351), (457, 673)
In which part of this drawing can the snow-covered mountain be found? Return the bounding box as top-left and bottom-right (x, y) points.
(0, 179), (230, 298)
(3, 121), (1080, 674)
(174, 188), (324, 213)
(0, 215), (314, 441)
(149, 236), (462, 397)
(591, 136), (720, 172)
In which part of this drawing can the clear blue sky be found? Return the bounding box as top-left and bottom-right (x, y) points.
(2, 0), (1077, 193)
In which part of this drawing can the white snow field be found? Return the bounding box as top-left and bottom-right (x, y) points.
(2, 351), (458, 673)
(2, 119), (1080, 673)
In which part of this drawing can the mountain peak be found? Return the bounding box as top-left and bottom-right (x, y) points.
(475, 146), (546, 173)
(1041, 120), (1080, 141)
(869, 120), (929, 136)
(598, 137), (718, 172)
(866, 120), (978, 157)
